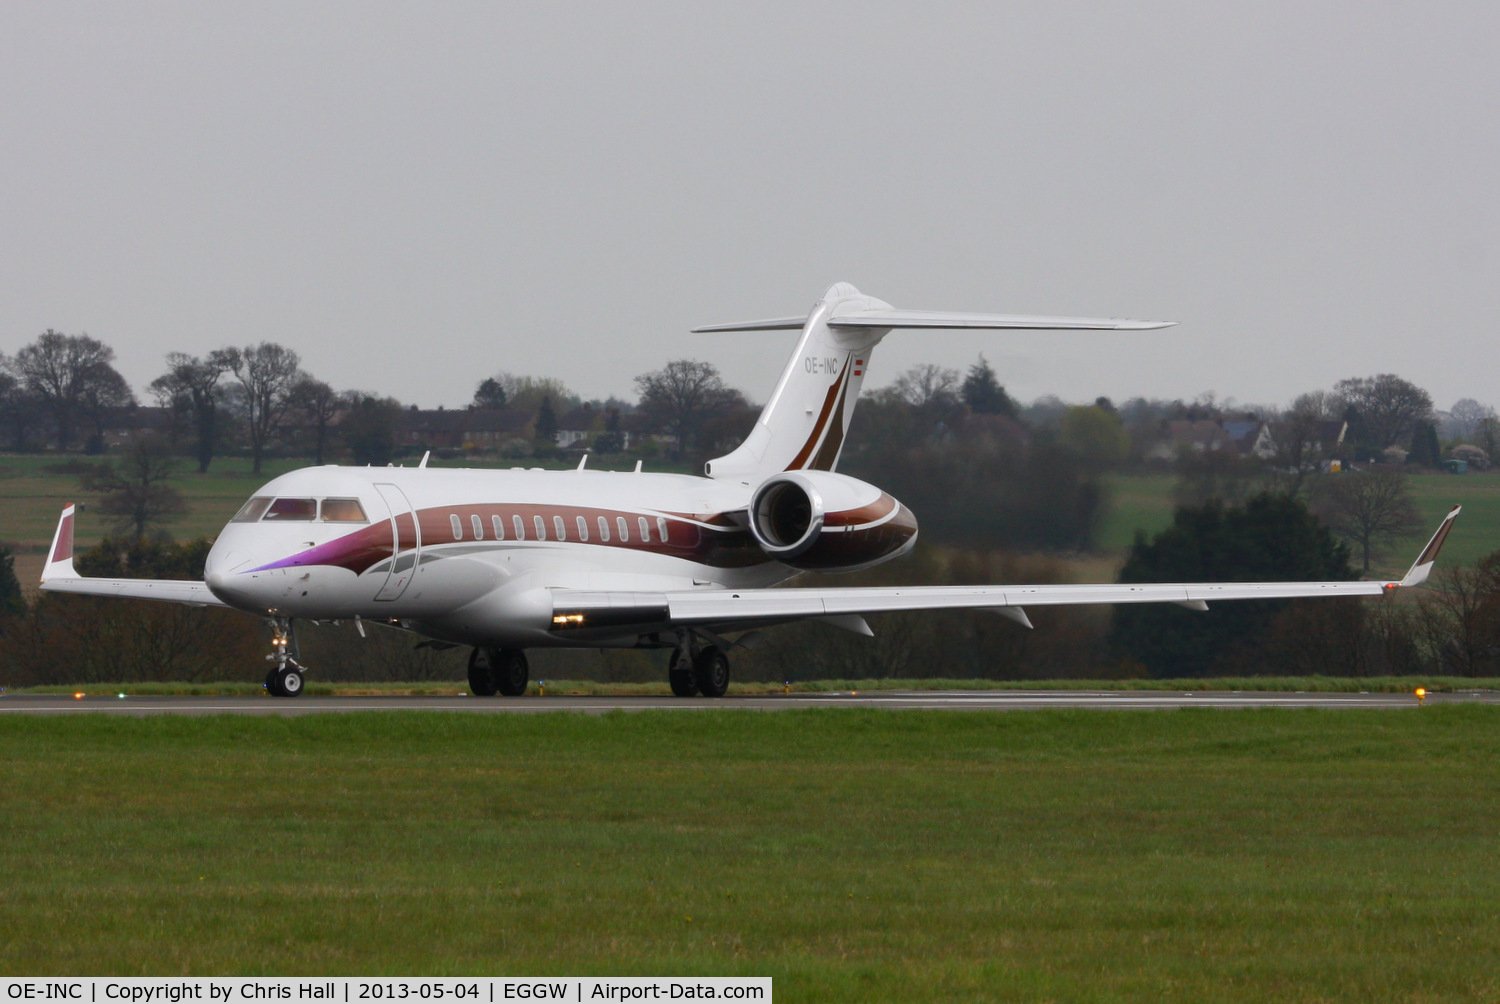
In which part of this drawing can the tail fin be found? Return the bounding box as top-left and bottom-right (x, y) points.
(703, 283), (884, 483)
(700, 283), (1175, 484)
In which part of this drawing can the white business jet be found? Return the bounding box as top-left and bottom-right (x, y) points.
(39, 283), (1460, 697)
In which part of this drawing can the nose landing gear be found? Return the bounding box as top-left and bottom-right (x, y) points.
(264, 617), (306, 698)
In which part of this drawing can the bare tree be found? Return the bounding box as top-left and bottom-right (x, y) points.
(635, 359), (741, 460)
(893, 364), (961, 409)
(226, 343), (301, 474)
(1310, 470), (1424, 572)
(1333, 374), (1433, 450)
(1416, 552), (1500, 676)
(150, 350), (236, 473)
(79, 434), (190, 541)
(289, 376), (343, 465)
(1447, 398), (1496, 443)
(11, 331), (135, 450)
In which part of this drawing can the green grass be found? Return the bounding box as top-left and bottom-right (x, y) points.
(13, 676), (1500, 697)
(2, 708), (1499, 1000)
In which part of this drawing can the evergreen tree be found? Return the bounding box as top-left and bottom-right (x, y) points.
(0, 545), (26, 620)
(535, 395), (558, 444)
(1110, 493), (1356, 677)
(1408, 420), (1441, 468)
(960, 355), (1017, 418)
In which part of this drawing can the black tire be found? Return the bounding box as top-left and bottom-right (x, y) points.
(468, 647), (498, 697)
(669, 669), (698, 697)
(496, 649), (529, 697)
(693, 645), (730, 698)
(267, 667), (303, 698)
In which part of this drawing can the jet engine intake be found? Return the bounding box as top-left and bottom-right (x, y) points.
(748, 470), (917, 572)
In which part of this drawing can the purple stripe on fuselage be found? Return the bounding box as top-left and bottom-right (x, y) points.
(246, 522), (393, 575)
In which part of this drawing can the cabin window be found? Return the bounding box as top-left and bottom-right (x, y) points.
(598, 516), (610, 542)
(616, 516), (629, 542)
(657, 517), (668, 542)
(492, 515), (504, 540)
(576, 516), (588, 541)
(449, 514), (463, 540)
(513, 515), (525, 540)
(471, 514), (484, 540)
(232, 497), (273, 522)
(638, 516), (651, 542)
(320, 498), (367, 522)
(553, 515), (566, 541)
(534, 515), (546, 540)
(263, 498), (316, 521)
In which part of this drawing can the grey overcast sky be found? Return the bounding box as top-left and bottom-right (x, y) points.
(2, 2), (1496, 412)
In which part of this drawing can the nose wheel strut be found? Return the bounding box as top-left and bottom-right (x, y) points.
(265, 617), (306, 698)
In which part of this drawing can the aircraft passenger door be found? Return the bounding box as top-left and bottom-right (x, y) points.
(373, 483), (421, 601)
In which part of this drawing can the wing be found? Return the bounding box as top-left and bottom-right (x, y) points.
(37, 504), (228, 608)
(549, 507), (1460, 637)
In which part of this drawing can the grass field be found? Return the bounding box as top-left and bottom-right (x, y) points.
(2, 708), (1499, 1000)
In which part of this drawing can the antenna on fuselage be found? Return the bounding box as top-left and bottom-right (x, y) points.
(418, 451), (430, 469)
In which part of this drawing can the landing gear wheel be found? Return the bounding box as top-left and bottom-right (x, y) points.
(468, 648), (498, 696)
(267, 667), (303, 698)
(693, 645), (730, 698)
(669, 648), (698, 697)
(496, 649), (529, 697)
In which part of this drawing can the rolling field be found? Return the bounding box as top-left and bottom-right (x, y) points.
(2, 708), (1499, 1000)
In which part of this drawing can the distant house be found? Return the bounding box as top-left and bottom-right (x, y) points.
(398, 408), (469, 450)
(100, 406), (176, 448)
(1249, 420), (1347, 462)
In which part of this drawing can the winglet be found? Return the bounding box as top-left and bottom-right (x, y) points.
(1398, 505), (1461, 587)
(41, 504), (79, 584)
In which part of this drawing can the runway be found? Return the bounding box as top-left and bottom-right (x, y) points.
(0, 689), (1494, 716)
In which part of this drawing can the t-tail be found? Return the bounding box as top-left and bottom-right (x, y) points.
(698, 282), (1175, 484)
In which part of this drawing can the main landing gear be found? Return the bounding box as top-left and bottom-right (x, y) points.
(668, 636), (731, 698)
(264, 617), (305, 698)
(468, 647), (530, 697)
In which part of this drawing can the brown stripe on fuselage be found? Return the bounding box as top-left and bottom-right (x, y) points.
(807, 370), (853, 471)
(411, 502), (769, 569)
(786, 357), (851, 471)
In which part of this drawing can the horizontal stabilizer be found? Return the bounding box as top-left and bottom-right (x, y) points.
(694, 310), (1174, 333)
(828, 309), (1175, 331)
(691, 316), (810, 333)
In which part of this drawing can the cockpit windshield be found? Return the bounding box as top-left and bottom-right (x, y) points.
(231, 497), (273, 522)
(320, 498), (367, 522)
(262, 498), (317, 521)
(231, 495), (370, 523)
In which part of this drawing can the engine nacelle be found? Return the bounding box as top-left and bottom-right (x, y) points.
(748, 470), (918, 572)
